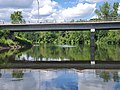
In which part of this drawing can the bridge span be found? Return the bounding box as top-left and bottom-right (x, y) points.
(0, 21), (120, 62)
(0, 21), (120, 31)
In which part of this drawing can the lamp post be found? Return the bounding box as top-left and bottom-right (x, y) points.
(36, 0), (39, 23)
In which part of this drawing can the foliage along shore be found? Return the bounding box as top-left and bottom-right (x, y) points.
(16, 30), (120, 46)
(0, 29), (120, 52)
(0, 29), (32, 51)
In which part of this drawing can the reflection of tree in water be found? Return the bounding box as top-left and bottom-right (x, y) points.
(0, 49), (23, 67)
(0, 59), (11, 68)
(113, 72), (119, 82)
(0, 44), (90, 61)
(0, 49), (18, 61)
(95, 45), (120, 61)
(12, 70), (24, 78)
(99, 71), (111, 82)
(0, 47), (31, 61)
(25, 45), (90, 61)
(96, 71), (119, 82)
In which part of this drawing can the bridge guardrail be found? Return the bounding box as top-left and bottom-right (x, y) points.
(0, 17), (120, 24)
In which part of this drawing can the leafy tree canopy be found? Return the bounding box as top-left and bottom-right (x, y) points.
(10, 11), (25, 24)
(95, 2), (119, 20)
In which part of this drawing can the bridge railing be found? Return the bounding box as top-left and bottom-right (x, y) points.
(89, 17), (120, 22)
(0, 17), (120, 24)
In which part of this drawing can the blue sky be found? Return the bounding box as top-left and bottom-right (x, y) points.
(0, 0), (120, 23)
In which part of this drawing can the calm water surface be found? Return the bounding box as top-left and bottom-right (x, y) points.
(0, 45), (120, 90)
(0, 69), (120, 90)
(0, 44), (119, 61)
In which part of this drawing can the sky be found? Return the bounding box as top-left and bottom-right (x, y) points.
(0, 0), (120, 23)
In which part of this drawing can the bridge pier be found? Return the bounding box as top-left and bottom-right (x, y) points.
(90, 29), (95, 64)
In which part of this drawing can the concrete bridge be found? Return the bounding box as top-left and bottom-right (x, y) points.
(0, 21), (120, 31)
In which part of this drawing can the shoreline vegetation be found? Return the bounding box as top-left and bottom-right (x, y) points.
(0, 29), (32, 51)
(16, 30), (120, 46)
(0, 29), (120, 52)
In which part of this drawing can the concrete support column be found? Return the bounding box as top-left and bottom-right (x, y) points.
(90, 29), (95, 47)
(90, 29), (95, 64)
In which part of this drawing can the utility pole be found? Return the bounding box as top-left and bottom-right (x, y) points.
(36, 0), (39, 23)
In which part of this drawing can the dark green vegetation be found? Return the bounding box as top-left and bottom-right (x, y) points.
(15, 31), (88, 45)
(0, 30), (15, 48)
(15, 30), (120, 45)
(0, 47), (30, 68)
(10, 11), (25, 24)
(0, 29), (32, 50)
(95, 2), (119, 20)
(95, 45), (120, 60)
(18, 45), (90, 60)
(96, 30), (120, 45)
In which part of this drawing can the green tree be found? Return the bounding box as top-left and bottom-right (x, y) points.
(95, 2), (119, 20)
(95, 2), (110, 20)
(10, 11), (25, 24)
(111, 2), (119, 17)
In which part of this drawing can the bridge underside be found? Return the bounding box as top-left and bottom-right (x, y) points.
(1, 61), (120, 69)
(0, 21), (120, 32)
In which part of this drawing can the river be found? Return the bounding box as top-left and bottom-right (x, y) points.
(0, 44), (120, 90)
(0, 44), (119, 61)
(0, 69), (120, 90)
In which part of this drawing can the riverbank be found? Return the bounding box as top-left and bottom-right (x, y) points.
(0, 36), (32, 51)
(0, 44), (27, 51)
(0, 29), (32, 51)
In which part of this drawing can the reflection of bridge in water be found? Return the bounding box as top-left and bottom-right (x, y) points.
(2, 61), (120, 69)
(0, 21), (120, 68)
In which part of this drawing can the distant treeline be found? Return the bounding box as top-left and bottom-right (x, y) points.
(15, 30), (120, 45)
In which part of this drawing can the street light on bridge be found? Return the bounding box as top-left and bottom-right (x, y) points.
(36, 0), (40, 23)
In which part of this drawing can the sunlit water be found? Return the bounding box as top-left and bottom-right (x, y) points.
(0, 69), (120, 90)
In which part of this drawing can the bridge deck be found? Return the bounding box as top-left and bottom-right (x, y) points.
(1, 21), (120, 25)
(0, 21), (120, 31)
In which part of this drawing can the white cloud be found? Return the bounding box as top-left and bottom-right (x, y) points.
(0, 0), (97, 23)
(0, 0), (33, 8)
(29, 0), (59, 22)
(0, 9), (32, 23)
(0, 0), (107, 23)
(61, 3), (96, 19)
(0, 0), (33, 22)
(0, 9), (14, 22)
(32, 5), (53, 16)
(118, 3), (120, 14)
